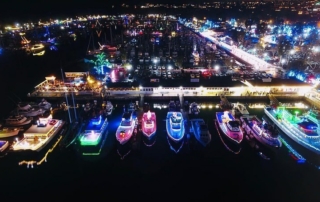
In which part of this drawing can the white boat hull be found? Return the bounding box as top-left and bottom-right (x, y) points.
(264, 107), (320, 154)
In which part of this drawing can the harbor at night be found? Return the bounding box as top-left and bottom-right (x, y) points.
(2, 2), (320, 200)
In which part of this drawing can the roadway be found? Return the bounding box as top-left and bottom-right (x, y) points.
(200, 30), (283, 76)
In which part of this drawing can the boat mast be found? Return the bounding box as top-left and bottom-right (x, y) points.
(60, 68), (72, 123)
(86, 33), (92, 54)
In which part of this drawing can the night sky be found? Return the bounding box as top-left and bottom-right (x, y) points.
(0, 0), (212, 22)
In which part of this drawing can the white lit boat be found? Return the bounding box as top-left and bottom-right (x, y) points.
(38, 99), (52, 111)
(190, 119), (211, 147)
(104, 101), (113, 115)
(12, 114), (64, 152)
(116, 112), (135, 145)
(5, 115), (32, 126)
(189, 102), (200, 115)
(141, 110), (157, 139)
(128, 102), (135, 112)
(79, 115), (108, 146)
(0, 125), (20, 138)
(192, 51), (200, 59)
(240, 115), (281, 148)
(264, 106), (320, 154)
(84, 103), (91, 112)
(0, 140), (9, 152)
(166, 112), (185, 142)
(216, 111), (243, 144)
(30, 43), (44, 51)
(99, 42), (117, 52)
(12, 103), (44, 117)
(233, 102), (249, 116)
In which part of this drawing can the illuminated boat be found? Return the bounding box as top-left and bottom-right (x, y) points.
(168, 101), (176, 112)
(0, 140), (9, 152)
(79, 115), (108, 146)
(84, 103), (91, 112)
(216, 111), (243, 144)
(12, 103), (44, 117)
(12, 114), (64, 152)
(240, 115), (282, 148)
(116, 112), (135, 145)
(0, 125), (20, 138)
(5, 115), (32, 126)
(102, 101), (113, 115)
(220, 95), (233, 111)
(128, 102), (136, 112)
(99, 43), (117, 52)
(192, 51), (200, 59)
(190, 119), (211, 147)
(141, 110), (157, 139)
(233, 102), (249, 116)
(30, 43), (44, 51)
(38, 99), (51, 111)
(166, 112), (185, 142)
(189, 102), (200, 115)
(264, 106), (320, 154)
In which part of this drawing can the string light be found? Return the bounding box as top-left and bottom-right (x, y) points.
(18, 135), (63, 167)
(215, 120), (241, 154)
(117, 149), (131, 160)
(143, 137), (157, 147)
(265, 108), (320, 154)
(167, 136), (184, 153)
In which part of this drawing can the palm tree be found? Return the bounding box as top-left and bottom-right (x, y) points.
(89, 52), (111, 75)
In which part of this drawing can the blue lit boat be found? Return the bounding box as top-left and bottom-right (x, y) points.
(166, 112), (185, 142)
(190, 119), (211, 147)
(264, 106), (320, 154)
(241, 115), (282, 149)
(216, 111), (243, 144)
(189, 102), (200, 115)
(0, 140), (9, 153)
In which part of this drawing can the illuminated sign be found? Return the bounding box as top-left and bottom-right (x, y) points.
(65, 72), (88, 78)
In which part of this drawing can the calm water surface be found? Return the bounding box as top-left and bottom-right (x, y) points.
(1, 50), (320, 201)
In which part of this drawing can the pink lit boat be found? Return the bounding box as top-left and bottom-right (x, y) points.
(216, 111), (243, 144)
(141, 111), (157, 139)
(116, 112), (135, 145)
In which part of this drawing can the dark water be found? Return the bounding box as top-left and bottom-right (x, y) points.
(1, 51), (320, 201)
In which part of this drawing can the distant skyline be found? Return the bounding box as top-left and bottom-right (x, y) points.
(0, 0), (311, 23)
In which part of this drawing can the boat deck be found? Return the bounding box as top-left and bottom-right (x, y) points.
(216, 112), (234, 123)
(241, 115), (261, 127)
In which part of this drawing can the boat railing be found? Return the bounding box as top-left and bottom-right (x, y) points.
(266, 109), (320, 152)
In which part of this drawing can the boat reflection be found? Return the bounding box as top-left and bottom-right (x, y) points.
(167, 136), (184, 153)
(142, 134), (157, 147)
(279, 136), (306, 164)
(215, 119), (241, 154)
(116, 127), (137, 160)
(74, 129), (109, 161)
(244, 133), (274, 160)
